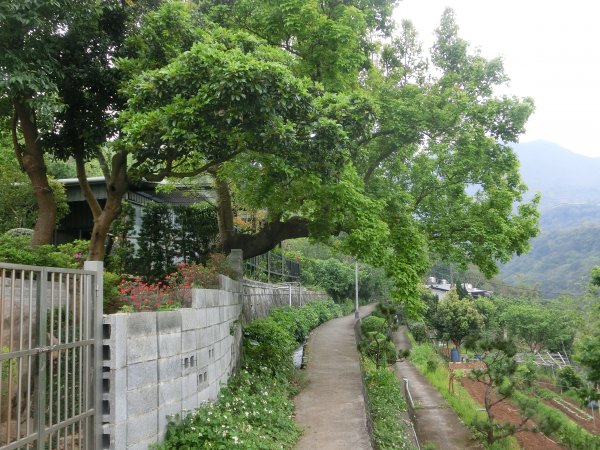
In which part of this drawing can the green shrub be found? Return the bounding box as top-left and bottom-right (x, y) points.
(557, 366), (584, 391)
(158, 369), (301, 449)
(243, 317), (296, 376)
(426, 359), (438, 373)
(362, 357), (414, 449)
(0, 235), (88, 268)
(407, 321), (428, 343)
(361, 315), (388, 335)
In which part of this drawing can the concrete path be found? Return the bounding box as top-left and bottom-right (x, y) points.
(294, 305), (375, 450)
(393, 326), (482, 449)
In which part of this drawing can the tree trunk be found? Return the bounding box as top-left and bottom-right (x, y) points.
(77, 150), (128, 261)
(214, 176), (235, 253)
(13, 100), (57, 245)
(212, 172), (313, 258)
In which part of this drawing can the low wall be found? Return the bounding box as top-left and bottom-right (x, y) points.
(101, 274), (327, 449)
(101, 275), (242, 450)
(242, 279), (327, 322)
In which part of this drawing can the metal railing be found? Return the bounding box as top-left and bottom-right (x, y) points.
(0, 263), (102, 450)
(244, 251), (300, 283)
(402, 377), (421, 450)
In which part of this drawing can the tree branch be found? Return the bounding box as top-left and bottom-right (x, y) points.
(75, 152), (103, 220)
(11, 110), (24, 171)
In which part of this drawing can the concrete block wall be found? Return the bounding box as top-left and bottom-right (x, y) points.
(101, 275), (242, 449)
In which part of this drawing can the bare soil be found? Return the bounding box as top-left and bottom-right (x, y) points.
(460, 378), (565, 450)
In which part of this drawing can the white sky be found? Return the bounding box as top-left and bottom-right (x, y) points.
(393, 0), (600, 157)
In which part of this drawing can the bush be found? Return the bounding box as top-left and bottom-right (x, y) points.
(114, 254), (232, 312)
(407, 321), (428, 343)
(361, 315), (389, 335)
(362, 357), (414, 449)
(0, 235), (88, 268)
(557, 366), (583, 391)
(243, 317), (297, 376)
(158, 369), (301, 449)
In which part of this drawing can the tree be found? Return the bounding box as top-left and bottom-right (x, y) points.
(120, 4), (538, 315)
(575, 331), (600, 386)
(502, 304), (572, 353)
(466, 336), (539, 444)
(432, 289), (483, 348)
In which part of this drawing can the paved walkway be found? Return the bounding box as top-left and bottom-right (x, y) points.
(392, 326), (482, 449)
(294, 305), (375, 450)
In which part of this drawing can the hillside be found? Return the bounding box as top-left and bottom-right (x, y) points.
(513, 141), (600, 207)
(499, 141), (600, 297)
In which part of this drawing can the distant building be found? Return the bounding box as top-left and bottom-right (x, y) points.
(56, 177), (213, 244)
(425, 277), (491, 300)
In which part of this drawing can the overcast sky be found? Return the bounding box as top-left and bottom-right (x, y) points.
(393, 0), (600, 158)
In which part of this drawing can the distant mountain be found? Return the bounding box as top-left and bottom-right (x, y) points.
(512, 140), (600, 207)
(499, 141), (600, 297)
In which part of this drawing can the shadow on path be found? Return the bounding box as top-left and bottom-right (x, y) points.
(393, 326), (482, 450)
(294, 304), (375, 450)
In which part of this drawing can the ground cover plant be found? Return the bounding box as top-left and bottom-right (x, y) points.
(154, 299), (347, 449)
(361, 356), (415, 450)
(358, 308), (416, 449)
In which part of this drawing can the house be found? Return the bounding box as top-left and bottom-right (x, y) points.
(426, 277), (491, 300)
(55, 177), (214, 244)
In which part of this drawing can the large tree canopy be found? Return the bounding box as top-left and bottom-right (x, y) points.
(1, 1), (539, 316)
(117, 2), (539, 315)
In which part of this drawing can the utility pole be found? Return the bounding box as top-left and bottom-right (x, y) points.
(355, 258), (359, 319)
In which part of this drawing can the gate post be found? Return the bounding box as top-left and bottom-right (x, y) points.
(84, 261), (104, 450)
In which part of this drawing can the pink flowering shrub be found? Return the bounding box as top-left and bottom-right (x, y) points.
(114, 254), (234, 312)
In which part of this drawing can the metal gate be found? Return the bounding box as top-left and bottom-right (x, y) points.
(0, 263), (102, 450)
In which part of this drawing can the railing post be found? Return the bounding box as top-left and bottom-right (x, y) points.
(227, 250), (243, 281)
(84, 261), (104, 450)
(36, 268), (48, 450)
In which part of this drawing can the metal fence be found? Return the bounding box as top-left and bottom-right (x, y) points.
(244, 251), (300, 283)
(0, 263), (102, 450)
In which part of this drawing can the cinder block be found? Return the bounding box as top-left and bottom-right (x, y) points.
(158, 378), (182, 405)
(103, 314), (128, 370)
(198, 387), (211, 404)
(182, 393), (198, 412)
(103, 369), (127, 423)
(191, 289), (206, 309)
(158, 332), (181, 358)
(127, 385), (158, 416)
(127, 360), (158, 390)
(126, 409), (158, 446)
(126, 312), (157, 337)
(127, 336), (158, 365)
(208, 382), (218, 401)
(181, 330), (196, 353)
(207, 308), (220, 326)
(181, 373), (197, 399)
(127, 437), (157, 450)
(158, 355), (182, 381)
(198, 348), (209, 367)
(157, 311), (181, 333)
(196, 328), (208, 349)
(158, 402), (183, 441)
(104, 421), (126, 450)
(181, 309), (202, 331)
(206, 290), (219, 307)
